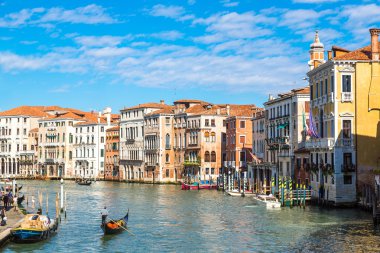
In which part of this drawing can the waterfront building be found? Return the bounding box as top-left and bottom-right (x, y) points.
(224, 105), (259, 187)
(119, 101), (170, 181)
(263, 87), (310, 192)
(306, 28), (380, 205)
(307, 29), (380, 205)
(0, 106), (50, 177)
(105, 126), (120, 181)
(144, 106), (175, 182)
(73, 108), (115, 179)
(248, 110), (268, 192)
(19, 128), (39, 176)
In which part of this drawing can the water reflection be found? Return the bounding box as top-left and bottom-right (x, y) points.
(2, 181), (380, 252)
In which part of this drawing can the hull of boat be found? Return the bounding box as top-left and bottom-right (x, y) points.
(11, 221), (58, 243)
(181, 182), (217, 190)
(101, 213), (128, 235)
(253, 196), (281, 209)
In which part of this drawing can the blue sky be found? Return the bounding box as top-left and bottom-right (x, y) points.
(0, 0), (379, 112)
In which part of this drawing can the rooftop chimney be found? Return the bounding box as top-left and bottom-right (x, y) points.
(160, 100), (165, 105)
(370, 28), (380, 61)
(226, 104), (230, 115)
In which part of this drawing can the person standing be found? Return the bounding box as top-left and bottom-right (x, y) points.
(101, 206), (108, 224)
(3, 194), (8, 209)
(13, 195), (17, 211)
(0, 207), (5, 221)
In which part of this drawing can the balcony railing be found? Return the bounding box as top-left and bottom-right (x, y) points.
(239, 161), (247, 168)
(327, 92), (334, 103)
(223, 161), (236, 168)
(183, 160), (200, 167)
(341, 92), (353, 102)
(126, 139), (135, 145)
(336, 138), (354, 147)
(305, 138), (335, 150)
(341, 164), (356, 173)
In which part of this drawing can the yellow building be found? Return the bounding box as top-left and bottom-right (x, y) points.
(306, 28), (380, 205)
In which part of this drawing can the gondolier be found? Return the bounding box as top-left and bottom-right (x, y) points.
(101, 206), (108, 224)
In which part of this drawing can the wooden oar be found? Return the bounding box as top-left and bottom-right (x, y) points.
(106, 217), (135, 236)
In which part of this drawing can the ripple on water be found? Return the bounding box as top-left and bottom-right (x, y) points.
(3, 181), (380, 253)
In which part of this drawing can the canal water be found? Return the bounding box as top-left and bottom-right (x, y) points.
(3, 181), (380, 252)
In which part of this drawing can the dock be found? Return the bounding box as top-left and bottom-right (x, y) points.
(0, 208), (25, 247)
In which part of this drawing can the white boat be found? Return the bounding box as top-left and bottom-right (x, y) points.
(227, 190), (243, 197)
(253, 194), (281, 209)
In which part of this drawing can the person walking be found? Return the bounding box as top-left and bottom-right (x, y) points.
(3, 194), (8, 209)
(101, 206), (108, 224)
(0, 207), (5, 221)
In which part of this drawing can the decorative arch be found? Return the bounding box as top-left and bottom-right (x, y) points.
(211, 151), (216, 162)
(205, 151), (210, 162)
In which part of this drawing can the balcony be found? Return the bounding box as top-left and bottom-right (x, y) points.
(341, 92), (353, 102)
(183, 160), (200, 167)
(126, 139), (135, 145)
(327, 92), (334, 103)
(305, 138), (335, 150)
(336, 138), (354, 148)
(341, 164), (356, 173)
(223, 161), (236, 168)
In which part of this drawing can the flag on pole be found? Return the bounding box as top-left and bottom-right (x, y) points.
(308, 112), (319, 138)
(248, 150), (261, 164)
(302, 108), (309, 133)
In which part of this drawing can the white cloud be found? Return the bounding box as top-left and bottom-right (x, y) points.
(75, 35), (126, 47)
(49, 84), (70, 93)
(188, 0), (196, 5)
(194, 12), (276, 43)
(149, 4), (185, 19)
(340, 4), (380, 38)
(280, 9), (322, 30)
(85, 47), (135, 58)
(151, 31), (184, 40)
(0, 4), (116, 28)
(220, 0), (239, 7)
(39, 4), (116, 24)
(293, 0), (339, 3)
(20, 40), (38, 45)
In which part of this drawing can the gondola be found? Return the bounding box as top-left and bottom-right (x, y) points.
(77, 180), (92, 186)
(101, 211), (129, 235)
(17, 195), (25, 205)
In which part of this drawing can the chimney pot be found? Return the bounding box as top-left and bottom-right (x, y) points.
(370, 28), (380, 61)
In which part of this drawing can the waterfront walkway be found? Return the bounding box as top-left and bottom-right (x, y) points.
(0, 206), (25, 247)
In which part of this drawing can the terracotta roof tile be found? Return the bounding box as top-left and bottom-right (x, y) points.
(121, 102), (171, 111)
(333, 44), (375, 61)
(29, 128), (39, 133)
(0, 106), (49, 117)
(107, 126), (120, 132)
(145, 106), (175, 116)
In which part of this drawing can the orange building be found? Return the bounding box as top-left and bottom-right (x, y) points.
(224, 105), (261, 186)
(105, 126), (120, 181)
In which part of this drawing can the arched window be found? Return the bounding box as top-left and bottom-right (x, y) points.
(211, 132), (216, 142)
(166, 134), (170, 149)
(211, 151), (216, 162)
(166, 154), (170, 163)
(205, 151), (210, 162)
(174, 134), (177, 148)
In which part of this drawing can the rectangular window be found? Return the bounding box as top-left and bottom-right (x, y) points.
(101, 149), (104, 157)
(211, 168), (215, 174)
(205, 119), (209, 127)
(325, 79), (328, 95)
(239, 135), (245, 144)
(240, 121), (246, 128)
(240, 151), (246, 162)
(166, 169), (169, 177)
(331, 75), (334, 92)
(310, 85), (313, 100)
(344, 175), (352, 184)
(165, 117), (170, 125)
(342, 120), (351, 139)
(101, 137), (104, 143)
(101, 162), (104, 168)
(342, 75), (351, 92)
(211, 119), (215, 126)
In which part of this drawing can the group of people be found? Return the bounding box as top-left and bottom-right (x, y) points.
(1, 191), (18, 210)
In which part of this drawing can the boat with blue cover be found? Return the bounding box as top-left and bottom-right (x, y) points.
(11, 214), (58, 243)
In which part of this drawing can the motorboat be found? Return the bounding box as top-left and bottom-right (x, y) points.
(253, 194), (281, 209)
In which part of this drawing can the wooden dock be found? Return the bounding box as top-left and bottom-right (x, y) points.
(0, 208), (25, 247)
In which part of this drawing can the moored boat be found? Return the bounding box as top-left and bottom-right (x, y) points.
(253, 194), (281, 209)
(101, 212), (129, 235)
(11, 214), (58, 243)
(181, 182), (218, 190)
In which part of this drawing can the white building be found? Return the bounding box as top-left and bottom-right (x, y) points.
(73, 108), (114, 179)
(119, 101), (169, 181)
(0, 106), (49, 178)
